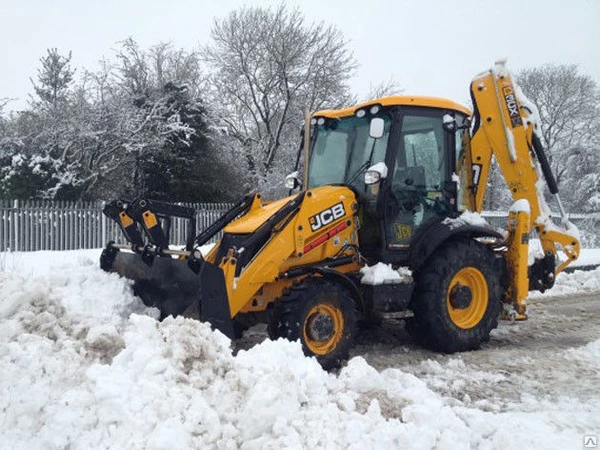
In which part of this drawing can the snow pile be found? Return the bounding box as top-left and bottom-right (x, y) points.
(442, 211), (489, 230)
(0, 248), (103, 277)
(529, 266), (600, 299)
(0, 266), (462, 449)
(571, 248), (600, 267)
(528, 239), (600, 268)
(1, 250), (600, 448)
(360, 263), (412, 285)
(567, 339), (600, 367)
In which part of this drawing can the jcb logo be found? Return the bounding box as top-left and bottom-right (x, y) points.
(395, 224), (412, 241)
(309, 202), (346, 232)
(502, 84), (523, 128)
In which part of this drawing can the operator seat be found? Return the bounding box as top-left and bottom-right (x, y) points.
(392, 165), (426, 211)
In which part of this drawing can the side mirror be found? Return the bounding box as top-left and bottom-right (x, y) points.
(285, 171), (301, 190)
(364, 162), (388, 185)
(369, 117), (385, 139)
(442, 114), (456, 132)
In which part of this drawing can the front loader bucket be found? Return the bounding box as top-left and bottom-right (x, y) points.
(99, 196), (260, 339)
(100, 246), (234, 338)
(196, 261), (234, 338)
(102, 248), (201, 317)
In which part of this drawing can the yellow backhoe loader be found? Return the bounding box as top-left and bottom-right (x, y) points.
(100, 60), (580, 369)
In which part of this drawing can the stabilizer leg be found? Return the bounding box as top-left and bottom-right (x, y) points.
(503, 201), (530, 321)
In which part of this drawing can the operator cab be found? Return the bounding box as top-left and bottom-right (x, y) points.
(306, 96), (470, 265)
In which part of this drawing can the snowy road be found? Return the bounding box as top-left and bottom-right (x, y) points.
(237, 291), (600, 420)
(353, 293), (600, 412)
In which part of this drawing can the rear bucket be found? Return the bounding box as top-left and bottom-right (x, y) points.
(100, 247), (235, 338)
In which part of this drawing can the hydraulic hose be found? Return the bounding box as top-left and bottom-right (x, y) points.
(532, 133), (559, 195)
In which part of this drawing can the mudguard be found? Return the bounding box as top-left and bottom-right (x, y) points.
(408, 216), (503, 271)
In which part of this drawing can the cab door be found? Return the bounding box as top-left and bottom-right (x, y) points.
(381, 109), (457, 255)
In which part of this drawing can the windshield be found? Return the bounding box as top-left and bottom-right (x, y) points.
(307, 114), (391, 189)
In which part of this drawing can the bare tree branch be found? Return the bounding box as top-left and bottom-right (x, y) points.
(202, 4), (356, 189)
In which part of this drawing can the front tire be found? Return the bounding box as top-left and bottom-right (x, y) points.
(407, 239), (502, 352)
(275, 277), (357, 370)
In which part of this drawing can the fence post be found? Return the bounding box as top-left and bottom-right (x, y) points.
(13, 199), (19, 252)
(0, 199), (4, 251)
(101, 201), (106, 247)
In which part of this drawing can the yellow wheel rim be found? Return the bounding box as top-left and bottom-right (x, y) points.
(446, 267), (488, 329)
(303, 304), (344, 355)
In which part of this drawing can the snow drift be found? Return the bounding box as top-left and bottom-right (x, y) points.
(1, 250), (599, 449)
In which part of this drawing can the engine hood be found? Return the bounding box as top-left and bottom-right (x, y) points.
(223, 194), (296, 234)
(223, 185), (357, 235)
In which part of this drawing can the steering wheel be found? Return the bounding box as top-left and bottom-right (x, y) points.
(390, 186), (422, 213)
(391, 186), (447, 216)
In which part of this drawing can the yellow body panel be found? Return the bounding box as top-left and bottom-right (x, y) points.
(224, 196), (293, 234)
(315, 95), (471, 119)
(239, 277), (297, 313)
(216, 185), (361, 317)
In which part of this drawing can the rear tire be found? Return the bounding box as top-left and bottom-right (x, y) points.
(275, 277), (357, 370)
(407, 239), (502, 352)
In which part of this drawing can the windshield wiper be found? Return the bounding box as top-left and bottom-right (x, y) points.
(345, 137), (379, 189)
(345, 160), (371, 187)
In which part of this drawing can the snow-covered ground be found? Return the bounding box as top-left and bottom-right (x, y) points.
(1, 249), (599, 449)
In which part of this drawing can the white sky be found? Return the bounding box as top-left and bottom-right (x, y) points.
(1, 0), (599, 111)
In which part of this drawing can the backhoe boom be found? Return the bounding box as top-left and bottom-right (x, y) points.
(467, 60), (581, 315)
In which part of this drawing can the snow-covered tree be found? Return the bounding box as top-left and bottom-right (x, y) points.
(0, 42), (240, 202)
(97, 39), (241, 201)
(0, 49), (82, 199)
(31, 48), (75, 111)
(560, 143), (600, 213)
(203, 4), (357, 196)
(516, 65), (600, 213)
(362, 77), (403, 102)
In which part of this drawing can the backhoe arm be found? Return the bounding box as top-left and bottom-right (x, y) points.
(466, 60), (580, 313)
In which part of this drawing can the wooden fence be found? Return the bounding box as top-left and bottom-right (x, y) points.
(1, 199), (598, 252)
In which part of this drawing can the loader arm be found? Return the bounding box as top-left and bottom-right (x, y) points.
(466, 60), (580, 313)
